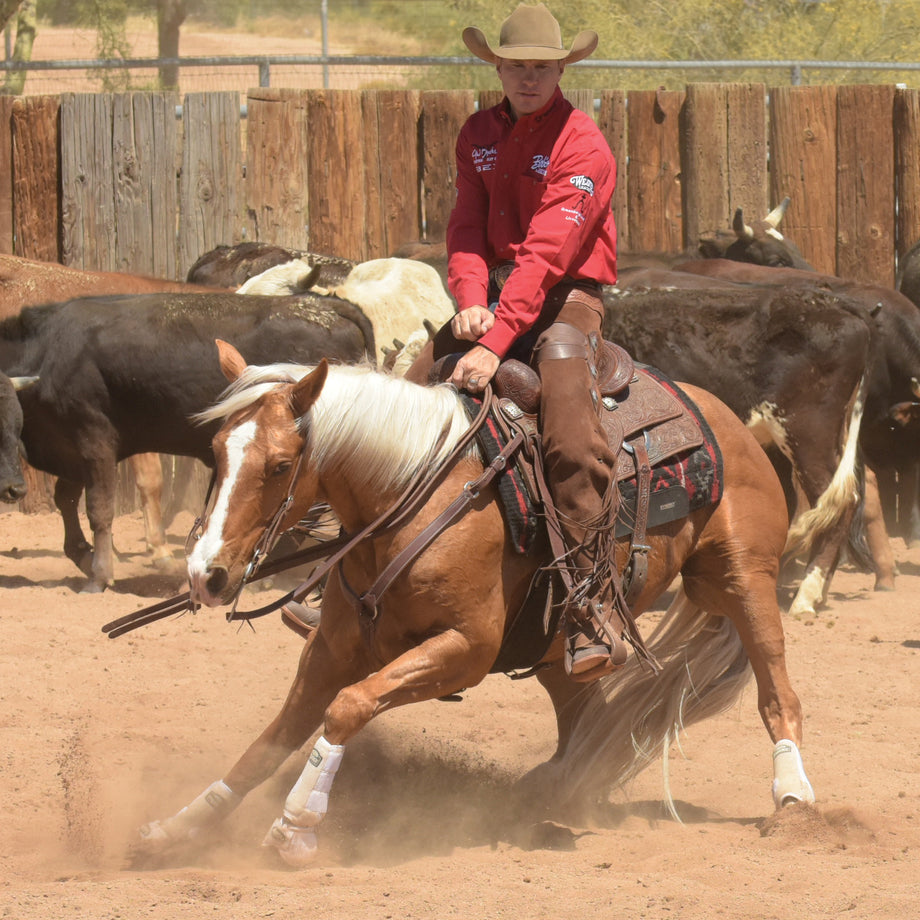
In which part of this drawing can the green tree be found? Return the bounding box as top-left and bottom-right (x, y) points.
(450, 0), (920, 86)
(1, 0), (36, 96)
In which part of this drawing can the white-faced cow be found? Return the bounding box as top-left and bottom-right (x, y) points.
(186, 242), (355, 291)
(0, 292), (375, 592)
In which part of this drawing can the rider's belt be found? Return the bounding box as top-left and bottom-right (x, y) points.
(488, 261), (602, 299)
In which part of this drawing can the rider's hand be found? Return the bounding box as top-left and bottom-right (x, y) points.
(451, 305), (494, 342)
(450, 344), (500, 394)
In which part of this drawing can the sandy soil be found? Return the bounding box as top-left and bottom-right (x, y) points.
(1, 504), (919, 919)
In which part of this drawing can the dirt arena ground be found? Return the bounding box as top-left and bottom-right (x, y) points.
(1, 504), (919, 919)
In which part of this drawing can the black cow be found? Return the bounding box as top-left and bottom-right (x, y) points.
(604, 279), (876, 616)
(0, 372), (33, 504)
(697, 198), (815, 270)
(0, 292), (375, 592)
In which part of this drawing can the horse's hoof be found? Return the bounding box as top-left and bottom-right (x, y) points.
(262, 817), (318, 867)
(873, 579), (896, 592)
(771, 740), (815, 808)
(133, 820), (174, 855)
(79, 580), (108, 595)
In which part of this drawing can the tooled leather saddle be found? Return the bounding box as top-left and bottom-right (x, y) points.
(462, 341), (723, 674)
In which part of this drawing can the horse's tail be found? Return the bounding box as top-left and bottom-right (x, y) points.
(557, 589), (751, 819)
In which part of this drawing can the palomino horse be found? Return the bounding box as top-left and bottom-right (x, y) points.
(136, 341), (814, 866)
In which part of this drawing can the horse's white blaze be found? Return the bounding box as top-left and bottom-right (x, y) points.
(187, 418), (258, 591)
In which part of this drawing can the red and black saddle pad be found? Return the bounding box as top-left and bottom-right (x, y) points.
(463, 364), (723, 554)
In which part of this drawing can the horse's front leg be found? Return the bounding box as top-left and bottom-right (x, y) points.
(135, 627), (362, 857)
(264, 627), (496, 867)
(129, 453), (172, 566)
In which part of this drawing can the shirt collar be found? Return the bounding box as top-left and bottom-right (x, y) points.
(499, 87), (565, 127)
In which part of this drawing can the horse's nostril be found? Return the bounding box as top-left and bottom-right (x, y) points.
(206, 566), (229, 596)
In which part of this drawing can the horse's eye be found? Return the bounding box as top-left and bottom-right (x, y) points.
(273, 461), (293, 477)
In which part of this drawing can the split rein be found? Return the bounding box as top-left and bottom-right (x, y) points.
(102, 384), (524, 639)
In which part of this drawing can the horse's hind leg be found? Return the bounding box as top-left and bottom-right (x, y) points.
(682, 553), (815, 809)
(512, 658), (607, 816)
(680, 385), (815, 808)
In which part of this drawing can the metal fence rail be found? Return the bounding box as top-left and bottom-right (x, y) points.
(3, 53), (920, 95)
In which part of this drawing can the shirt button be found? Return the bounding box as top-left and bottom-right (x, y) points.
(503, 173), (509, 179)
(499, 210), (505, 216)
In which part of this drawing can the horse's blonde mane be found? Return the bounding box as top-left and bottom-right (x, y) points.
(197, 362), (478, 493)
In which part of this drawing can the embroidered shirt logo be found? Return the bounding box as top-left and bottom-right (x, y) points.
(570, 175), (595, 195)
(531, 154), (551, 177)
(561, 206), (586, 228)
(472, 144), (497, 173)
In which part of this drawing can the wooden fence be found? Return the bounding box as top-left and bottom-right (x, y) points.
(3, 82), (920, 521)
(2, 82), (920, 284)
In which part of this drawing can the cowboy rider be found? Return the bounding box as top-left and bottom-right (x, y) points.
(436, 3), (626, 682)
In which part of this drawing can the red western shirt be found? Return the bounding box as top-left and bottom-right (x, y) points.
(446, 87), (617, 358)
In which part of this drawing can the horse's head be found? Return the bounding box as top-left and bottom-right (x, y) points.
(187, 340), (328, 607)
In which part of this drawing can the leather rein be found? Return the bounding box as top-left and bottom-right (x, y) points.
(103, 384), (524, 639)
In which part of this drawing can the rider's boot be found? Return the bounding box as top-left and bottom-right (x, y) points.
(564, 597), (629, 682)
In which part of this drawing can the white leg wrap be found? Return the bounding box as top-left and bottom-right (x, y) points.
(137, 779), (241, 852)
(262, 736), (344, 868)
(282, 735), (345, 827)
(771, 739), (816, 808)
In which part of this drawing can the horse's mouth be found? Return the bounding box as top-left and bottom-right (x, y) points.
(187, 566), (244, 609)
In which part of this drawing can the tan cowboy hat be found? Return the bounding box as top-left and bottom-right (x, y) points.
(463, 3), (598, 66)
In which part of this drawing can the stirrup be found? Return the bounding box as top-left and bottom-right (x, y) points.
(563, 605), (628, 682)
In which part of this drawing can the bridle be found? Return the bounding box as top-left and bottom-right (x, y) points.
(103, 383), (526, 638)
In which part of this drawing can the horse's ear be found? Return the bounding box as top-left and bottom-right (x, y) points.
(216, 339), (248, 382)
(290, 359), (329, 417)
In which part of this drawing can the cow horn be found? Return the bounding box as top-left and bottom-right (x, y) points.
(11, 375), (39, 391)
(912, 376), (920, 399)
(764, 197), (791, 229)
(732, 208), (754, 240)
